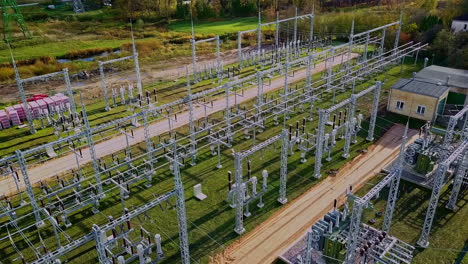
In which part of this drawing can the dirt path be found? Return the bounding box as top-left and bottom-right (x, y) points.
(211, 124), (418, 264)
(0, 53), (358, 196)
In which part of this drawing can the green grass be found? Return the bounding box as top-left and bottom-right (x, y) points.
(0, 39), (129, 63)
(168, 17), (274, 35)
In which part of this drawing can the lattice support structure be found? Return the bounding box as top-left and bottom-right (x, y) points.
(11, 50), (35, 134)
(345, 198), (364, 263)
(2, 0), (31, 43)
(417, 140), (468, 247)
(366, 81), (382, 141)
(233, 133), (287, 234)
(72, 0), (85, 13)
(342, 95), (357, 159)
(171, 142), (191, 264)
(446, 150), (468, 210)
(99, 33), (143, 110)
(15, 150), (43, 224)
(382, 123), (408, 232)
(80, 94), (103, 195)
(313, 110), (328, 178)
(278, 129), (289, 204)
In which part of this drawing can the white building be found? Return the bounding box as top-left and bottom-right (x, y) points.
(451, 14), (468, 33)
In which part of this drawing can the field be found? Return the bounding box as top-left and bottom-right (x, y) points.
(168, 17), (266, 34)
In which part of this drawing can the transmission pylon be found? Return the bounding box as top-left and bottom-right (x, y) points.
(72, 0), (85, 14)
(1, 0), (31, 43)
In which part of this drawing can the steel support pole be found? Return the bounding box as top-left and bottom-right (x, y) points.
(363, 32), (370, 62)
(393, 13), (403, 55)
(80, 94), (103, 195)
(93, 225), (108, 264)
(343, 95), (357, 158)
(225, 84), (232, 145)
(380, 28), (386, 55)
(314, 110), (328, 178)
(172, 143), (191, 264)
(278, 129), (289, 204)
(306, 54), (313, 89)
(15, 150), (43, 224)
(191, 38), (198, 82)
(345, 199), (364, 263)
(275, 11), (280, 48)
(11, 50), (35, 134)
(187, 69), (197, 165)
(234, 154), (245, 234)
(382, 123), (408, 232)
(346, 20), (355, 74)
(446, 152), (468, 210)
(309, 14), (315, 49)
(131, 34), (143, 97)
(238, 32), (242, 68)
(293, 7), (298, 45)
(63, 68), (77, 115)
(257, 71), (264, 106)
(216, 35), (222, 81)
(417, 163), (448, 248)
(366, 81), (382, 141)
(257, 11), (262, 68)
(99, 62), (111, 111)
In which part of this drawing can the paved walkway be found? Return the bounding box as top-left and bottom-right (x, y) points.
(1, 53), (358, 195)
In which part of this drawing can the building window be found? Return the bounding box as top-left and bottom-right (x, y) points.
(396, 100), (405, 110)
(416, 105), (426, 115)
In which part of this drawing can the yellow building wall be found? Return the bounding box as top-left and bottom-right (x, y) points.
(387, 89), (446, 121)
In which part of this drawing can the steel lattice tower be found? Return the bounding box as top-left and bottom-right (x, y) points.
(1, 0), (31, 43)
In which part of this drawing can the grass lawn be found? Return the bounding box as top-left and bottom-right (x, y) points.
(168, 17), (275, 35)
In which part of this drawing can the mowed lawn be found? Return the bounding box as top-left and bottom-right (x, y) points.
(0, 39), (129, 63)
(168, 17), (275, 34)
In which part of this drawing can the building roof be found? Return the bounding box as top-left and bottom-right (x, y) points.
(453, 14), (468, 22)
(415, 65), (468, 89)
(391, 78), (450, 98)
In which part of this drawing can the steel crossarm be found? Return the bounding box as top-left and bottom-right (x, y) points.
(237, 134), (282, 159)
(99, 55), (134, 65)
(443, 104), (468, 146)
(352, 21), (400, 38)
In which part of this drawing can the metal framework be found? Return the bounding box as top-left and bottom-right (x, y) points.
(314, 81), (382, 178)
(99, 31), (143, 111)
(72, 0), (85, 13)
(237, 11), (315, 69)
(232, 129), (289, 234)
(345, 125), (408, 263)
(190, 35), (222, 83)
(11, 54), (77, 134)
